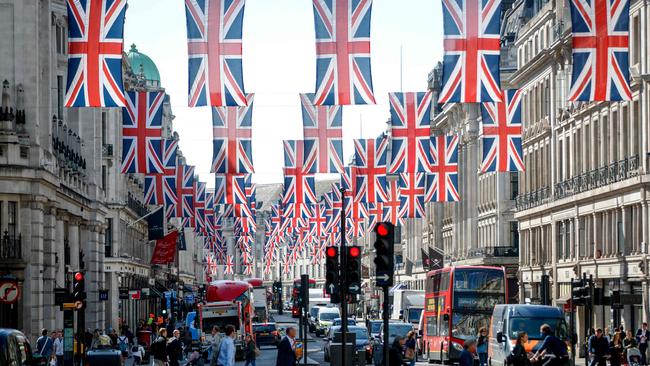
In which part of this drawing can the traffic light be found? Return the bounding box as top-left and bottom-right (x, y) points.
(346, 246), (362, 294)
(325, 246), (339, 296)
(374, 222), (395, 287)
(540, 274), (550, 305)
(72, 271), (86, 309)
(571, 278), (589, 305)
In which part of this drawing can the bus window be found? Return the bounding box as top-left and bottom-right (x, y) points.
(439, 313), (449, 336)
(427, 316), (437, 336)
(440, 272), (450, 292)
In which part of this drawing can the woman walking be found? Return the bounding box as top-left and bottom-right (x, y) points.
(507, 332), (531, 366)
(404, 331), (417, 366)
(244, 334), (257, 366)
(477, 327), (489, 366)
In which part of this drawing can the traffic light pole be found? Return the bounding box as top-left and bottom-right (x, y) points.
(339, 187), (348, 366)
(382, 285), (390, 366)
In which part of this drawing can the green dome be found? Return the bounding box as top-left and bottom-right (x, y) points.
(127, 44), (161, 86)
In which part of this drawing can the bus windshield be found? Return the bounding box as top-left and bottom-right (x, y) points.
(453, 269), (504, 292)
(451, 312), (491, 340)
(509, 317), (569, 340)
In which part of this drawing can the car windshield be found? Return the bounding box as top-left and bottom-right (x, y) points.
(451, 312), (491, 340)
(320, 312), (339, 321)
(408, 309), (423, 323)
(331, 327), (368, 340)
(370, 322), (382, 333)
(253, 324), (276, 332)
(509, 317), (568, 340)
(310, 308), (319, 318)
(388, 324), (413, 338)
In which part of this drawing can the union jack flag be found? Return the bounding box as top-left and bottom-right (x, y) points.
(212, 94), (255, 173)
(193, 181), (206, 232)
(65, 0), (126, 107)
(388, 92), (433, 173)
(344, 195), (366, 239)
(173, 165), (195, 218)
(427, 135), (460, 202)
(217, 174), (250, 205)
(354, 136), (388, 203)
(568, 0), (631, 101)
(163, 139), (178, 169)
(439, 0), (502, 103)
(480, 89), (524, 172)
(144, 171), (176, 208)
(367, 202), (383, 229)
(383, 179), (404, 226)
(300, 93), (344, 173)
(204, 192), (215, 236)
(214, 175), (226, 204)
(312, 0), (375, 105)
(283, 141), (317, 204)
(224, 255), (234, 275)
(309, 202), (327, 238)
(399, 173), (426, 218)
(121, 91), (165, 174)
(185, 0), (247, 107)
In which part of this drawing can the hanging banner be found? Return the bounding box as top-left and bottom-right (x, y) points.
(151, 231), (178, 265)
(147, 207), (165, 240)
(421, 247), (431, 271)
(429, 246), (444, 270)
(178, 230), (187, 251)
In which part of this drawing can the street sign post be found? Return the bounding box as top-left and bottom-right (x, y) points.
(63, 310), (74, 366)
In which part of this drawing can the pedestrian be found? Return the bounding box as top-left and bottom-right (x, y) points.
(53, 330), (64, 366)
(389, 336), (406, 366)
(210, 326), (223, 366)
(605, 328), (612, 342)
(477, 327), (489, 366)
(404, 331), (417, 366)
(637, 322), (649, 365)
(275, 326), (297, 366)
(151, 328), (169, 366)
(167, 329), (183, 366)
(131, 341), (146, 365)
(589, 328), (610, 366)
(90, 329), (101, 349)
(84, 329), (93, 351)
(610, 331), (624, 366)
(531, 324), (569, 366)
(507, 332), (531, 366)
(459, 339), (477, 366)
(117, 329), (130, 359)
(124, 324), (135, 345)
(108, 329), (118, 348)
(244, 334), (257, 366)
(36, 328), (54, 361)
(624, 329), (638, 357)
(216, 325), (236, 366)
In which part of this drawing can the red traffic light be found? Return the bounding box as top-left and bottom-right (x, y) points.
(74, 272), (84, 281)
(349, 246), (361, 258)
(326, 247), (337, 258)
(376, 223), (389, 237)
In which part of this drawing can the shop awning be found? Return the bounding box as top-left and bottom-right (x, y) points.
(389, 283), (407, 295)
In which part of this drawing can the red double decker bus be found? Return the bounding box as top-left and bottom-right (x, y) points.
(291, 278), (316, 317)
(422, 266), (506, 363)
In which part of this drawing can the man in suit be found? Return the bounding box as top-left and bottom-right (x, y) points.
(637, 322), (650, 365)
(275, 326), (297, 366)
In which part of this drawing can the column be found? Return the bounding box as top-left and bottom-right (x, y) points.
(42, 206), (57, 332)
(465, 104), (480, 251)
(603, 212), (610, 256)
(643, 201), (649, 254)
(541, 225), (546, 265)
(55, 215), (65, 327)
(69, 219), (80, 270)
(84, 223), (103, 330)
(621, 206), (628, 255)
(24, 199), (45, 339)
(593, 213), (599, 258)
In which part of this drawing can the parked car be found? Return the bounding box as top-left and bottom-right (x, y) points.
(323, 325), (372, 363)
(332, 318), (357, 327)
(252, 323), (280, 346)
(0, 328), (45, 366)
(367, 320), (382, 339)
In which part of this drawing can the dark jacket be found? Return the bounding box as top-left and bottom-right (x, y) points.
(245, 340), (256, 361)
(460, 349), (475, 366)
(275, 337), (296, 366)
(151, 336), (169, 361)
(589, 335), (610, 357)
(507, 344), (531, 366)
(388, 343), (404, 366)
(167, 337), (183, 364)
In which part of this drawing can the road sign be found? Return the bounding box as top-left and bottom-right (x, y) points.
(348, 284), (360, 294)
(62, 303), (77, 310)
(0, 280), (20, 304)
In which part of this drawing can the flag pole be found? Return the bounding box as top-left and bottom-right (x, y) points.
(127, 205), (163, 228)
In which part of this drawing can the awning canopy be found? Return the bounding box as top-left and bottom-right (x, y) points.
(389, 283), (407, 295)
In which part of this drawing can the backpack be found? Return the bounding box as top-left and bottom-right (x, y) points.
(131, 345), (139, 353)
(118, 336), (128, 352)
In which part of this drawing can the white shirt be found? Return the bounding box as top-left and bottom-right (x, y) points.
(53, 338), (64, 356)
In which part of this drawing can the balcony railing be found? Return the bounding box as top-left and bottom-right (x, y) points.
(0, 233), (22, 260)
(517, 155), (639, 210)
(467, 246), (519, 259)
(127, 194), (148, 217)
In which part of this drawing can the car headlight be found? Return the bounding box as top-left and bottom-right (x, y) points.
(452, 342), (464, 351)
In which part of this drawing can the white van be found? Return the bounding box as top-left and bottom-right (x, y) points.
(314, 307), (341, 337)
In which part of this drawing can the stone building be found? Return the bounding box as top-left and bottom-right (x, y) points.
(511, 0), (650, 344)
(0, 0), (205, 338)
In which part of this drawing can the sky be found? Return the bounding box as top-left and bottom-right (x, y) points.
(124, 0), (443, 186)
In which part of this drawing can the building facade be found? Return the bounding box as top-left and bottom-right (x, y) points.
(0, 0), (205, 339)
(512, 0), (650, 345)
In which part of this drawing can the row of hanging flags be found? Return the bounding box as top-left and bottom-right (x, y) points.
(65, 0), (633, 276)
